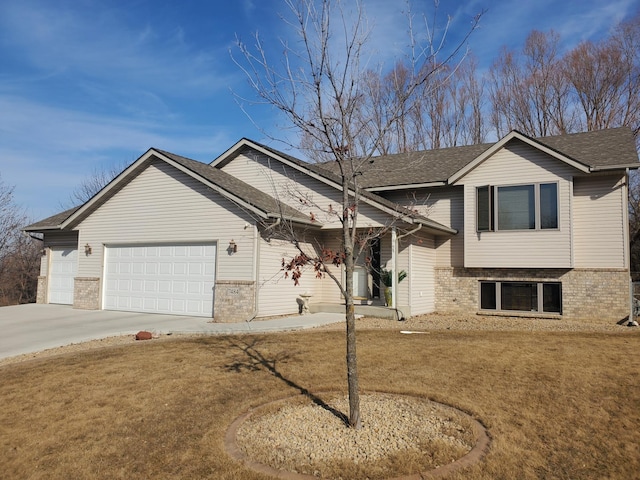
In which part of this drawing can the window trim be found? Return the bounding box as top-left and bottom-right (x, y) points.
(479, 280), (562, 314)
(476, 182), (559, 232)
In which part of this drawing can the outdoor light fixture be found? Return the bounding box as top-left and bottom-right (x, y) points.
(84, 243), (92, 255)
(229, 239), (237, 253)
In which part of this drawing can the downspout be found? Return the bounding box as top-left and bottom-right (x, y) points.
(391, 227), (397, 310)
(391, 223), (423, 320)
(624, 168), (636, 324)
(246, 222), (259, 323)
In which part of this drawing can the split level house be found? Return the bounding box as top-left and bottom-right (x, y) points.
(25, 127), (639, 323)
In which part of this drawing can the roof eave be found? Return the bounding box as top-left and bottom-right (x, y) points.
(590, 163), (640, 172)
(267, 212), (323, 227)
(23, 225), (62, 233)
(414, 218), (457, 236)
(367, 181), (447, 192)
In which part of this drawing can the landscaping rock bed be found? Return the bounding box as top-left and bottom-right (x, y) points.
(229, 392), (487, 479)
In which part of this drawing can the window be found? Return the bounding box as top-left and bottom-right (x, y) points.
(479, 281), (562, 314)
(477, 183), (558, 231)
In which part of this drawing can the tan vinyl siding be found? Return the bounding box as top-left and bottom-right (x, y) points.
(382, 186), (463, 267)
(222, 152), (390, 228)
(407, 234), (436, 315)
(315, 232), (343, 303)
(461, 140), (575, 268)
(573, 174), (626, 268)
(75, 160), (256, 283)
(257, 236), (322, 317)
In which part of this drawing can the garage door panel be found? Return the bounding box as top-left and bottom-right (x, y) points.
(49, 247), (78, 305)
(104, 243), (216, 317)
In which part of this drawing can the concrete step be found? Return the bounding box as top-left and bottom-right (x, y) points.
(310, 303), (407, 320)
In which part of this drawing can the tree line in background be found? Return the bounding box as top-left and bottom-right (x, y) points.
(0, 175), (41, 306)
(358, 13), (639, 154)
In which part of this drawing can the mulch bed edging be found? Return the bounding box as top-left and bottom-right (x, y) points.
(225, 391), (491, 479)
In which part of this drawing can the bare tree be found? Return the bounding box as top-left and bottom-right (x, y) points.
(0, 175), (41, 306)
(489, 30), (571, 138)
(564, 13), (640, 140)
(235, 0), (480, 428)
(60, 160), (128, 209)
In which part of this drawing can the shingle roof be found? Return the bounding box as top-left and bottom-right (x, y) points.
(24, 206), (81, 231)
(155, 149), (316, 224)
(533, 127), (639, 168)
(232, 140), (456, 234)
(316, 127), (639, 189)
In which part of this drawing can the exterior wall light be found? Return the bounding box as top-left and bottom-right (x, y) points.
(84, 243), (92, 255)
(229, 239), (237, 253)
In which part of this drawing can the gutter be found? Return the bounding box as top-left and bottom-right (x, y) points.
(590, 164), (640, 172)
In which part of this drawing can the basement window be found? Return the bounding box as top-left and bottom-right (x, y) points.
(479, 281), (562, 314)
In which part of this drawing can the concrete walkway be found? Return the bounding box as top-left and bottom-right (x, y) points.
(0, 304), (345, 361)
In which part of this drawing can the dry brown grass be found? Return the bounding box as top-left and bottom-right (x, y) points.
(1, 326), (639, 479)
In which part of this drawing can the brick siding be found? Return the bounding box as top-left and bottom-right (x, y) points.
(73, 277), (101, 310)
(435, 267), (630, 322)
(214, 280), (256, 322)
(36, 276), (47, 304)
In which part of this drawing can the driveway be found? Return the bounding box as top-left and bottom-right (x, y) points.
(0, 304), (343, 361)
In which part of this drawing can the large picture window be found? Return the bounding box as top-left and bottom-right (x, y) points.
(477, 183), (558, 231)
(479, 281), (562, 314)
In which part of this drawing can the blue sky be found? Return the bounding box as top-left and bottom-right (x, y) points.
(0, 0), (638, 221)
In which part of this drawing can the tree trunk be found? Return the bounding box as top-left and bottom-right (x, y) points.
(343, 173), (362, 429)
(345, 302), (361, 429)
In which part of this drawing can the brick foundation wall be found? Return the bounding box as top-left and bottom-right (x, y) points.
(36, 276), (47, 304)
(435, 267), (630, 322)
(214, 280), (256, 322)
(73, 277), (101, 310)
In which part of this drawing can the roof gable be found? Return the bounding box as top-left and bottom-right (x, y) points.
(28, 148), (316, 231)
(211, 138), (456, 235)
(449, 128), (639, 184)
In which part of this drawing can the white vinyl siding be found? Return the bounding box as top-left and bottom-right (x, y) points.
(48, 247), (78, 305)
(42, 231), (79, 277)
(104, 243), (216, 317)
(573, 174), (626, 268)
(461, 141), (574, 268)
(221, 152), (390, 228)
(75, 160), (256, 296)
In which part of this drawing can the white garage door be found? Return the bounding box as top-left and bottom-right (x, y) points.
(49, 247), (78, 305)
(104, 243), (216, 317)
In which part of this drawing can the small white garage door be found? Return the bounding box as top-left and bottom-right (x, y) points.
(104, 243), (216, 317)
(49, 247), (78, 305)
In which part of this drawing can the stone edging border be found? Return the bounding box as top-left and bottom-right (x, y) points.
(224, 391), (491, 479)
